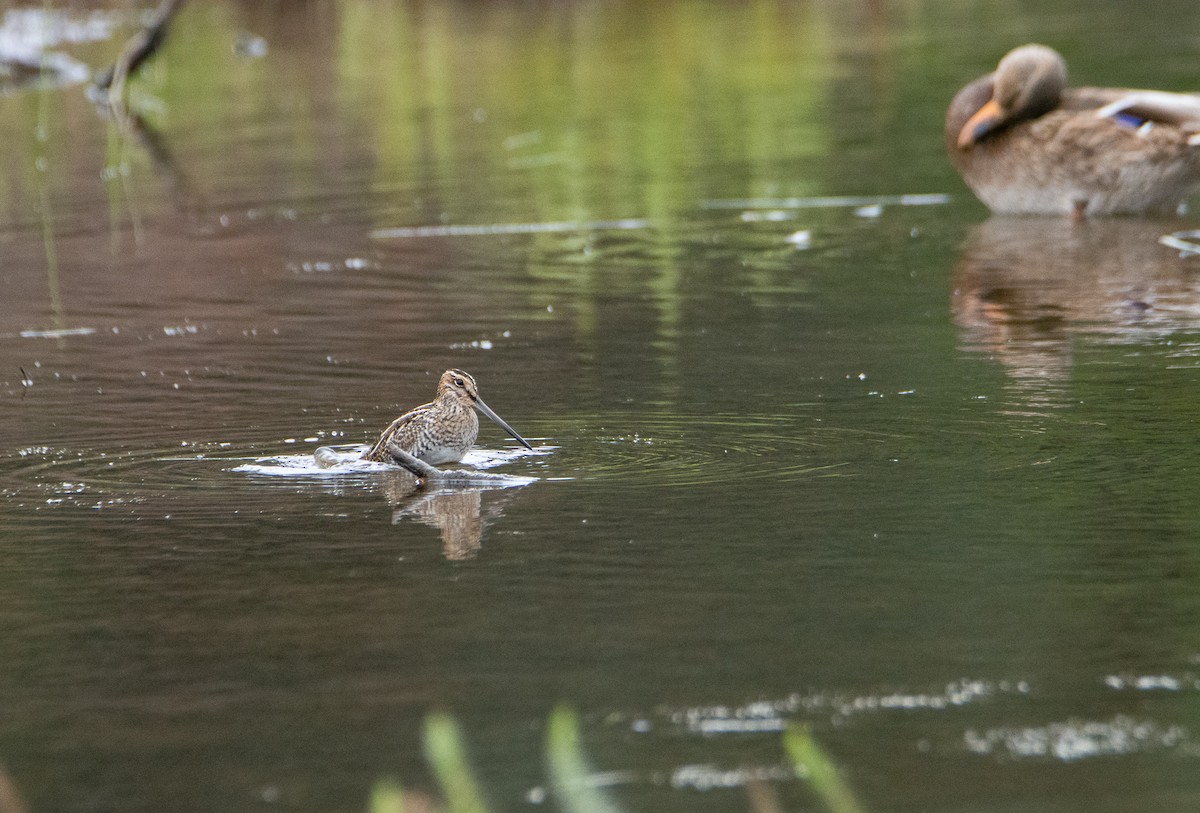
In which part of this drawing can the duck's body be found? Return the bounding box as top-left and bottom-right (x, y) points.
(364, 369), (532, 466)
(946, 44), (1200, 216)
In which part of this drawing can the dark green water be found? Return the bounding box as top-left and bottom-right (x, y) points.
(3, 2), (1200, 811)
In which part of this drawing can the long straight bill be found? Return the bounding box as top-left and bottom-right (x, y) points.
(474, 397), (534, 450)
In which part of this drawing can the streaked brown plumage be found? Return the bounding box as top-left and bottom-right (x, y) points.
(364, 369), (533, 466)
(946, 44), (1200, 216)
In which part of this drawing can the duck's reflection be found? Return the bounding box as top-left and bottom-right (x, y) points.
(380, 472), (522, 561)
(952, 217), (1200, 410)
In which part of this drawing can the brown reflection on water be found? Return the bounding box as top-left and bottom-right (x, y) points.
(951, 217), (1200, 410)
(109, 110), (201, 222)
(381, 472), (522, 560)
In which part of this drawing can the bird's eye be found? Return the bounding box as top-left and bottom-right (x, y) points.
(454, 378), (465, 387)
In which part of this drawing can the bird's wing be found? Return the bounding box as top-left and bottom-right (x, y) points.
(1095, 90), (1200, 137)
(365, 402), (431, 460)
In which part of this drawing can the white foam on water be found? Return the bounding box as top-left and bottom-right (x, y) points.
(463, 444), (556, 470)
(670, 763), (794, 791)
(656, 678), (1018, 736)
(232, 443), (552, 484)
(964, 716), (1189, 761)
(231, 446), (386, 477)
(1104, 672), (1200, 691)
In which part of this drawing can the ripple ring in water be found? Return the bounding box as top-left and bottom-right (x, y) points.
(563, 412), (876, 488)
(0, 442), (262, 521)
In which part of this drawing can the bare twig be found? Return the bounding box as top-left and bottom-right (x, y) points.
(95, 0), (188, 106)
(385, 442), (443, 479)
(384, 442), (522, 486)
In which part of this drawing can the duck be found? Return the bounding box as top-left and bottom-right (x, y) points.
(946, 44), (1200, 216)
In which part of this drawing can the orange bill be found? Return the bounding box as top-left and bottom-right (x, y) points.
(958, 98), (1005, 148)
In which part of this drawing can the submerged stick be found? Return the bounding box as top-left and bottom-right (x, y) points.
(384, 442), (443, 478)
(384, 441), (520, 485)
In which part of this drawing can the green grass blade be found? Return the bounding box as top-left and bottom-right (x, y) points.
(423, 712), (491, 813)
(544, 705), (625, 813)
(782, 724), (867, 813)
(368, 777), (406, 813)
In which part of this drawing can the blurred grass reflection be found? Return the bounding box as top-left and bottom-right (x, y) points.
(338, 1), (834, 225)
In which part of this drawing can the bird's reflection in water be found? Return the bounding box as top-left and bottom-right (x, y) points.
(952, 217), (1200, 413)
(380, 472), (523, 561)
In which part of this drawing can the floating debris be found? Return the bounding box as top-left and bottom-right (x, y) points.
(371, 218), (650, 239)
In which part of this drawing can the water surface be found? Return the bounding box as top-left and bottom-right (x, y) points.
(2, 2), (1200, 811)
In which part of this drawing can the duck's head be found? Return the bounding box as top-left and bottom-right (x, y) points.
(957, 44), (1068, 149)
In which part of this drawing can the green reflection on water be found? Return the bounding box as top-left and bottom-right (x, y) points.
(4, 2), (1200, 813)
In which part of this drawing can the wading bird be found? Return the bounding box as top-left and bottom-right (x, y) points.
(363, 369), (533, 466)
